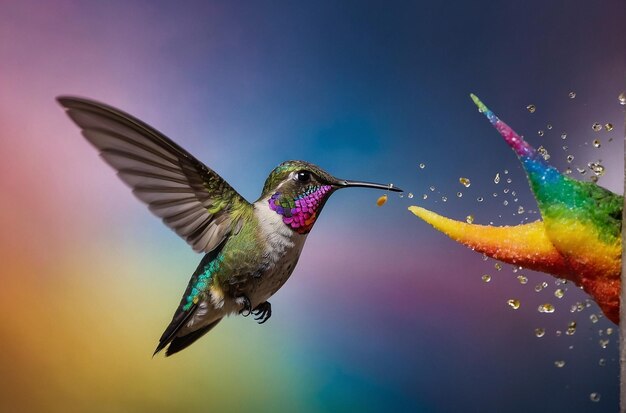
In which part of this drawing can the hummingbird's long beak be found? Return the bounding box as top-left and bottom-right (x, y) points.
(337, 179), (403, 192)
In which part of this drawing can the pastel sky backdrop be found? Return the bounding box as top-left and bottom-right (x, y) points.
(1, 1), (625, 412)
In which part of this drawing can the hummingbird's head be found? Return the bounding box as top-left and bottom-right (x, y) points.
(259, 160), (401, 234)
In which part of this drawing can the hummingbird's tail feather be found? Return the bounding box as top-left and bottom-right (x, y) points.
(154, 242), (229, 356)
(164, 318), (223, 356)
(153, 304), (198, 356)
(154, 302), (224, 357)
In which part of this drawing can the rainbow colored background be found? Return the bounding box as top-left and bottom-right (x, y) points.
(1, 1), (625, 412)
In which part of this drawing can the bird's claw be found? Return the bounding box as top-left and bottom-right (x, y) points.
(252, 301), (272, 324)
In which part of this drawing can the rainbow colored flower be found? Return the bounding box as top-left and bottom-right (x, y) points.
(410, 95), (622, 324)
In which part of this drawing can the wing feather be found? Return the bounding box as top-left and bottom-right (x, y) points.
(58, 96), (250, 253)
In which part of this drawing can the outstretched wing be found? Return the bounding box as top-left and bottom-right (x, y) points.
(58, 96), (249, 254)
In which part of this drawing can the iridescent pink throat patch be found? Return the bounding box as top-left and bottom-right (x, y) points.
(268, 185), (333, 234)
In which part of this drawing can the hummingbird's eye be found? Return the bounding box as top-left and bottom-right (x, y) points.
(295, 170), (311, 182)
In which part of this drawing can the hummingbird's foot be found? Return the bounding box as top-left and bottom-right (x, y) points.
(252, 301), (272, 324)
(236, 295), (252, 317)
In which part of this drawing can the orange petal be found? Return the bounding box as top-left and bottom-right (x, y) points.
(409, 206), (569, 278)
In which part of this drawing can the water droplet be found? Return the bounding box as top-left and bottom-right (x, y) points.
(429, 186), (435, 192)
(477, 197), (484, 202)
(535, 328), (545, 338)
(590, 314), (599, 323)
(493, 173), (500, 184)
(599, 339), (609, 349)
(590, 393), (601, 402)
(537, 145), (550, 160)
(565, 167), (572, 175)
(619, 92), (626, 105)
(537, 130), (544, 137)
(535, 283), (544, 292)
(494, 263), (502, 271)
(419, 163), (426, 169)
(507, 299), (521, 310)
(546, 124), (552, 130)
(376, 194), (388, 207)
(517, 206), (525, 214)
(606, 327), (613, 335)
(506, 178), (512, 184)
(568, 91), (576, 99)
(538, 303), (555, 313)
(503, 188), (510, 194)
(561, 133), (567, 140)
(599, 358), (606, 366)
(466, 215), (474, 224)
(398, 193), (404, 198)
(481, 274), (491, 283)
(566, 155), (574, 163)
(588, 162), (605, 176)
(492, 192), (498, 197)
(592, 123), (602, 132)
(592, 139), (601, 148)
(517, 275), (528, 284)
(459, 177), (471, 187)
(503, 200), (509, 206)
(422, 194), (428, 200)
(441, 196), (447, 202)
(554, 289), (564, 299)
(566, 321), (576, 336)
(604, 123), (613, 132)
(577, 167), (587, 175)
(554, 360), (565, 368)
(407, 193), (414, 199)
(526, 104), (536, 113)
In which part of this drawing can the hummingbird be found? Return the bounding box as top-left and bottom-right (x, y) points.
(58, 96), (402, 356)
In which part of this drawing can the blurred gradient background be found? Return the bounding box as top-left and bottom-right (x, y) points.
(1, 1), (625, 412)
